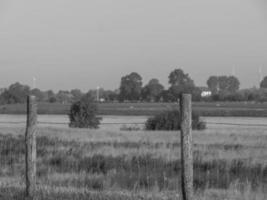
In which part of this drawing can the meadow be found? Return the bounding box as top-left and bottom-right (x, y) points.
(0, 120), (266, 200)
(1, 101), (267, 116)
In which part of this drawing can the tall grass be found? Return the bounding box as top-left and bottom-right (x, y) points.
(0, 126), (266, 199)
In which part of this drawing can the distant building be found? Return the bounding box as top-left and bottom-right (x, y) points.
(199, 87), (212, 97)
(201, 91), (212, 97)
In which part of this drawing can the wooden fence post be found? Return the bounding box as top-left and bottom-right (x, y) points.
(180, 94), (193, 200)
(25, 95), (37, 199)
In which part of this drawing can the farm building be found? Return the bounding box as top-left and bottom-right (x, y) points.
(199, 87), (212, 97)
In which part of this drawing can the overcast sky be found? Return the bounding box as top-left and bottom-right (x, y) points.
(0, 0), (266, 91)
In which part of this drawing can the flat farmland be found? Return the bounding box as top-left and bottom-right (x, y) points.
(0, 122), (267, 200)
(1, 114), (267, 130)
(1, 101), (267, 116)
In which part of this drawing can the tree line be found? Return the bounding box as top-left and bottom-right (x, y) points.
(118, 69), (267, 102)
(0, 82), (119, 105)
(1, 68), (267, 104)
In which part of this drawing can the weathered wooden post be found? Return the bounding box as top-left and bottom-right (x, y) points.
(180, 94), (193, 200)
(25, 95), (37, 199)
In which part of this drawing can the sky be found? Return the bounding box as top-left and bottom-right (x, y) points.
(0, 0), (266, 91)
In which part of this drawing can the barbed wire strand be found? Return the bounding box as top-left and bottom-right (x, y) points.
(0, 121), (267, 127)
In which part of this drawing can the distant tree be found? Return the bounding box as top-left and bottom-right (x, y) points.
(217, 76), (229, 92)
(227, 76), (240, 92)
(191, 87), (202, 101)
(87, 89), (118, 102)
(46, 90), (55, 98)
(119, 72), (142, 101)
(207, 76), (219, 94)
(260, 76), (267, 88)
(207, 75), (240, 94)
(45, 90), (56, 102)
(160, 90), (175, 102)
(218, 76), (240, 92)
(168, 69), (195, 100)
(101, 90), (118, 102)
(0, 89), (12, 104)
(71, 89), (83, 102)
(31, 88), (46, 102)
(142, 79), (164, 102)
(3, 82), (30, 104)
(87, 89), (97, 101)
(48, 96), (57, 103)
(235, 88), (267, 102)
(57, 90), (71, 104)
(69, 93), (102, 128)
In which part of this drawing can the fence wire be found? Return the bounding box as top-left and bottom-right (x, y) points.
(1, 120), (267, 127)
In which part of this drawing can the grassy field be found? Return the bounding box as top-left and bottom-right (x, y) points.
(0, 125), (267, 199)
(1, 101), (267, 116)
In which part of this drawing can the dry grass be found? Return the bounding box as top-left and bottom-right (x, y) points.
(0, 124), (267, 199)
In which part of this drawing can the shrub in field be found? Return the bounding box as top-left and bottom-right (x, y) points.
(69, 93), (102, 128)
(120, 124), (141, 131)
(145, 110), (206, 130)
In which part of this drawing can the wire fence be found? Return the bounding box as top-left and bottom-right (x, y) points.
(0, 120), (267, 127)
